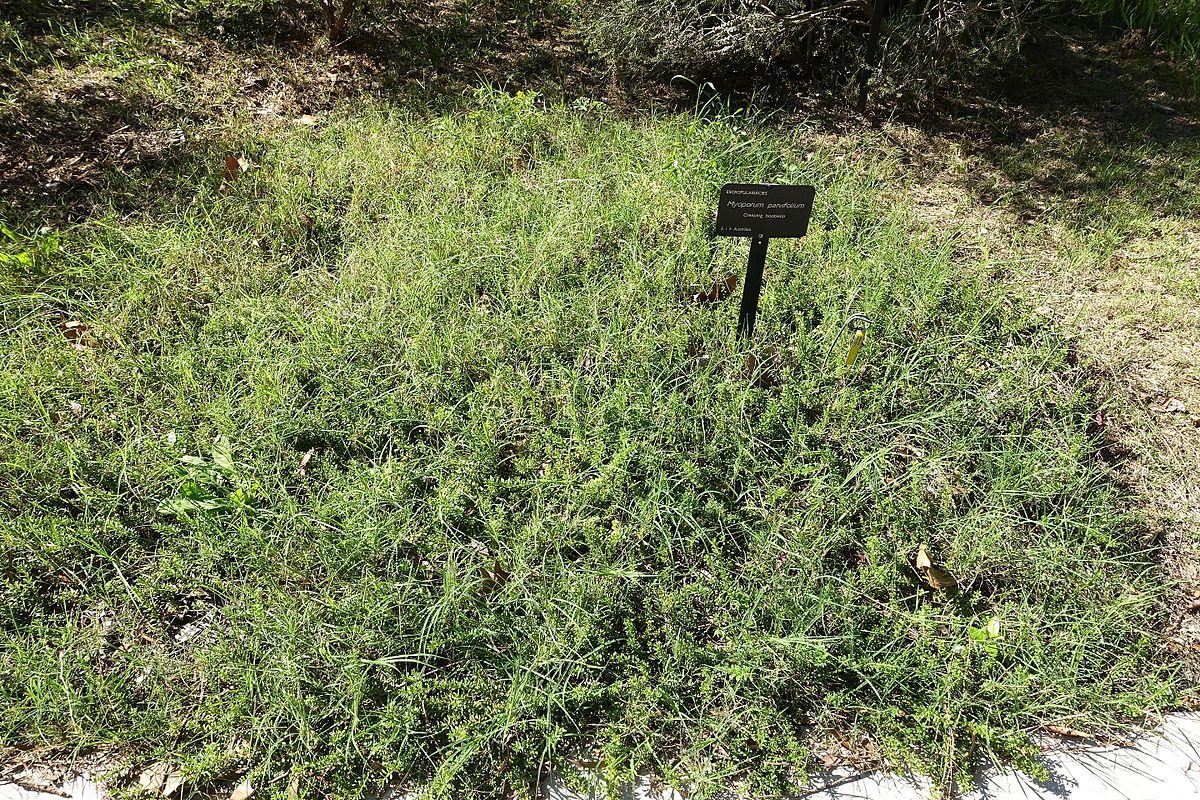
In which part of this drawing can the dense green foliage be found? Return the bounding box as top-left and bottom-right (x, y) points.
(577, 0), (1026, 91)
(577, 0), (1196, 94)
(0, 92), (1174, 797)
(1083, 0), (1200, 56)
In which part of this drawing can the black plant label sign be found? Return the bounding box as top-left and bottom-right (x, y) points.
(715, 184), (815, 238)
(712, 183), (816, 339)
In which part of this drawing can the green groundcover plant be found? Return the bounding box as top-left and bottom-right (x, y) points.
(0, 90), (1176, 798)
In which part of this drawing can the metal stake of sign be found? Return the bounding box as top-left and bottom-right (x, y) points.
(737, 234), (770, 339)
(714, 183), (815, 341)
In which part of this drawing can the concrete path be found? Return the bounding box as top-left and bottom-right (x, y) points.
(6, 714), (1200, 800)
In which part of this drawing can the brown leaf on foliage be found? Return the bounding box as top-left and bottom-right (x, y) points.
(295, 114), (319, 127)
(916, 543), (932, 570)
(744, 349), (782, 389)
(297, 448), (315, 476)
(223, 155), (253, 181)
(688, 273), (738, 305)
(925, 564), (957, 590)
(915, 543), (957, 590)
(287, 774), (300, 800)
(229, 781), (255, 800)
(478, 559), (511, 593)
(58, 320), (95, 351)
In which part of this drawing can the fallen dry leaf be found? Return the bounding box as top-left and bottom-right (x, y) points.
(1044, 723), (1090, 739)
(223, 155), (253, 181)
(689, 273), (738, 305)
(478, 559), (511, 593)
(51, 400), (84, 424)
(1043, 724), (1134, 747)
(915, 543), (957, 590)
(229, 780), (255, 800)
(139, 763), (167, 793)
(295, 114), (319, 126)
(744, 349), (783, 389)
(1157, 397), (1188, 414)
(58, 320), (95, 351)
(924, 563), (957, 590)
(287, 774), (300, 800)
(162, 771), (184, 797)
(139, 762), (184, 796)
(297, 448), (315, 476)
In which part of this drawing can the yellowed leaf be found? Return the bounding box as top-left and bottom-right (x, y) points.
(924, 563), (957, 590)
(915, 543), (956, 590)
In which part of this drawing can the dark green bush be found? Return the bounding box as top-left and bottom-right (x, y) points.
(579, 0), (862, 78)
(1081, 0), (1200, 57)
(578, 0), (1028, 97)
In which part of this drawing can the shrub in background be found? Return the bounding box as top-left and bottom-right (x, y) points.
(579, 0), (866, 78)
(577, 0), (1031, 100)
(870, 0), (1028, 107)
(1081, 0), (1200, 57)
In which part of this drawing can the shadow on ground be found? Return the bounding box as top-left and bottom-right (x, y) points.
(888, 27), (1200, 225)
(0, 0), (626, 222)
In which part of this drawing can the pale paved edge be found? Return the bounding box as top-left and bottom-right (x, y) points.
(5, 715), (1200, 800)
